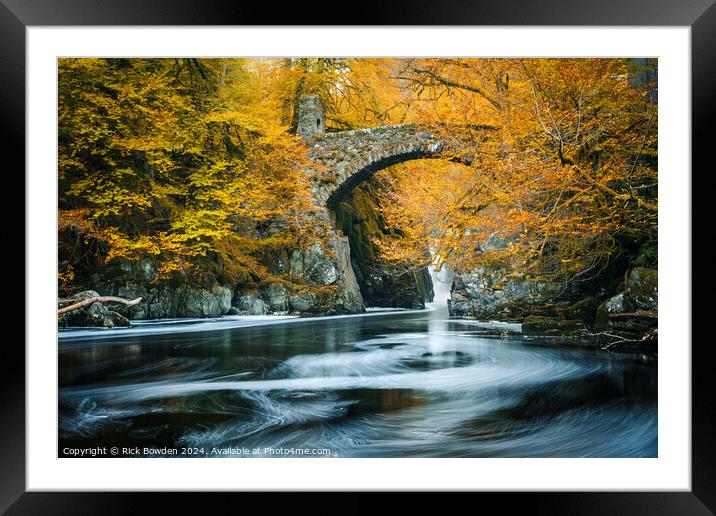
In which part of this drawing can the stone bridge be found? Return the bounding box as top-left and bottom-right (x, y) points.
(298, 96), (469, 209)
(289, 96), (479, 315)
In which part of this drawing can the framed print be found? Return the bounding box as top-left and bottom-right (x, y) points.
(5, 0), (713, 512)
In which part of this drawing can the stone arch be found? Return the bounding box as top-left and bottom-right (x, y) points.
(294, 98), (483, 313)
(307, 125), (451, 209)
(296, 97), (479, 210)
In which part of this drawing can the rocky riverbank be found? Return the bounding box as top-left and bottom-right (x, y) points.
(59, 169), (439, 328)
(59, 264), (658, 356)
(448, 265), (658, 352)
(59, 227), (365, 324)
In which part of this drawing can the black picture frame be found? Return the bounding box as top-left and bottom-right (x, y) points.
(5, 0), (712, 513)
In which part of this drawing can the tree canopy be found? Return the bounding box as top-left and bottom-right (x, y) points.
(374, 58), (657, 285)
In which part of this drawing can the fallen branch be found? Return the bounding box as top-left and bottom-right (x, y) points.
(58, 296), (142, 316)
(594, 329), (657, 350)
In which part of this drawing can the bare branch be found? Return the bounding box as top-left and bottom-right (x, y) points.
(58, 296), (143, 316)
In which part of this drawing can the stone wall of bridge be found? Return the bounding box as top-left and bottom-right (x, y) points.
(306, 124), (444, 208)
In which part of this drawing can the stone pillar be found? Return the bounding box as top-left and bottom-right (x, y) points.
(297, 95), (325, 143)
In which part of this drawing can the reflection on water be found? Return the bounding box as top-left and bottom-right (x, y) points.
(58, 307), (657, 457)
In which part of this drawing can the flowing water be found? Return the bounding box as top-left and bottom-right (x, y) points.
(58, 300), (657, 458)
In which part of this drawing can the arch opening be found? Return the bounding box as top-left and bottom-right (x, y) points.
(325, 149), (438, 211)
(331, 158), (469, 311)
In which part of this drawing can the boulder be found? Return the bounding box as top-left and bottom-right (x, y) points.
(289, 292), (316, 312)
(105, 282), (234, 319)
(184, 285), (232, 318)
(608, 311), (658, 332)
(448, 267), (564, 320)
(303, 242), (340, 285)
(264, 284), (289, 312)
(594, 273), (658, 351)
(595, 302), (657, 336)
(595, 292), (633, 328)
(625, 267), (657, 310)
(564, 297), (602, 326)
(235, 294), (270, 315)
(58, 290), (131, 328)
(308, 260), (338, 285)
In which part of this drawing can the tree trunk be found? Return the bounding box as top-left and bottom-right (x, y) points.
(58, 296), (142, 316)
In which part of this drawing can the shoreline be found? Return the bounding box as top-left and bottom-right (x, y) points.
(58, 304), (448, 342)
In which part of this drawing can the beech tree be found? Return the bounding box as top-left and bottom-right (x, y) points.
(374, 58), (657, 285)
(58, 58), (319, 291)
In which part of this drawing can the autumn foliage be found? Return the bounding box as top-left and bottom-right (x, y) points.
(59, 58), (320, 290)
(374, 58), (657, 285)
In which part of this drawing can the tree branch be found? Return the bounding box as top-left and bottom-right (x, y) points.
(409, 69), (503, 110)
(58, 296), (143, 316)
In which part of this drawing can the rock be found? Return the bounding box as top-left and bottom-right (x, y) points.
(606, 311), (658, 332)
(448, 267), (564, 320)
(184, 285), (232, 318)
(114, 283), (152, 319)
(289, 249), (305, 276)
(625, 267), (657, 310)
(333, 181), (434, 309)
(522, 316), (590, 336)
(226, 306), (241, 315)
(83, 258), (238, 320)
(594, 277), (658, 351)
(597, 327), (658, 352)
(595, 293), (635, 330)
(58, 290), (131, 328)
(308, 259), (338, 285)
(139, 258), (155, 281)
(329, 234), (365, 313)
(235, 294), (270, 315)
(289, 292), (316, 312)
(106, 310), (130, 327)
(107, 282), (233, 319)
(141, 290), (171, 319)
(264, 284), (289, 312)
(304, 242), (339, 285)
(564, 297), (602, 326)
(69, 186), (366, 318)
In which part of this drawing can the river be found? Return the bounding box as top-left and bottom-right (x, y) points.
(58, 300), (657, 458)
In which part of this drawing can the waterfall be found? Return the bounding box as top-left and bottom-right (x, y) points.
(428, 250), (453, 307)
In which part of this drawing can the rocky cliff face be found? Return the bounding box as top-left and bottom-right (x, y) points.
(56, 200), (366, 325)
(448, 266), (565, 321)
(231, 230), (365, 316)
(84, 224), (365, 322)
(83, 259), (233, 320)
(334, 180), (433, 309)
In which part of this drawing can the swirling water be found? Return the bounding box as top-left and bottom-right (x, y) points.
(58, 307), (657, 458)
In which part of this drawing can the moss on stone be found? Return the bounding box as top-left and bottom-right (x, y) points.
(334, 179), (433, 308)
